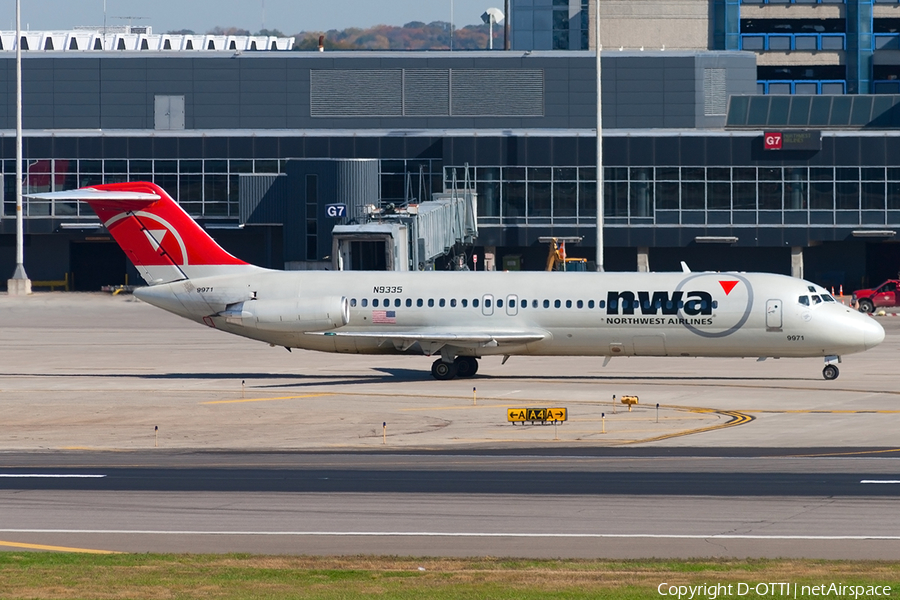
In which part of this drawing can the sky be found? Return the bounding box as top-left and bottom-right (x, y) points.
(2, 0), (496, 33)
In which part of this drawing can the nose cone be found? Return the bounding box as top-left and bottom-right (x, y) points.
(864, 317), (886, 349)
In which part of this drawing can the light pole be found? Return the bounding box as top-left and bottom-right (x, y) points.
(594, 0), (605, 272)
(481, 8), (504, 51)
(8, 0), (31, 295)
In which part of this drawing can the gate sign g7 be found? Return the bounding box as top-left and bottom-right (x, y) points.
(326, 203), (347, 218)
(763, 132), (783, 150)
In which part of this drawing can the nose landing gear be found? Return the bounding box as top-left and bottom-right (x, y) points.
(822, 355), (841, 380)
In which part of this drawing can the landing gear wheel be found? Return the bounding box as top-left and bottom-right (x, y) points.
(859, 299), (874, 314)
(823, 364), (839, 380)
(431, 359), (459, 381)
(454, 356), (479, 378)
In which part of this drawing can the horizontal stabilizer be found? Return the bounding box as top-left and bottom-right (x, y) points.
(26, 189), (161, 202)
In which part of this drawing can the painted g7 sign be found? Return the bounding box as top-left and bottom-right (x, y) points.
(764, 132), (783, 150)
(325, 203), (347, 218)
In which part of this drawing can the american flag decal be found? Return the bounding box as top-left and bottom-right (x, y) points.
(372, 310), (396, 324)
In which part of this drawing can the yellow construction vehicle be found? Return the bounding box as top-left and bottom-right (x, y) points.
(539, 236), (588, 272)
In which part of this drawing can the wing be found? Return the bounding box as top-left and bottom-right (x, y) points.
(314, 328), (547, 353)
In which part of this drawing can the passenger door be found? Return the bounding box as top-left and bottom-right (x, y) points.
(765, 299), (782, 331)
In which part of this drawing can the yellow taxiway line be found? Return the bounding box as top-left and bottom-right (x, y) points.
(0, 539), (119, 554)
(201, 393), (333, 405)
(626, 409), (754, 444)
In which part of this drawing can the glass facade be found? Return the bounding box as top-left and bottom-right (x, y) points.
(8, 134), (900, 232)
(3, 157), (444, 221)
(512, 0), (589, 51)
(447, 163), (900, 226)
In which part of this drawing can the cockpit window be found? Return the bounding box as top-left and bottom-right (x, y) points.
(822, 294), (835, 302)
(808, 286), (816, 292)
(811, 295), (822, 304)
(798, 296), (810, 306)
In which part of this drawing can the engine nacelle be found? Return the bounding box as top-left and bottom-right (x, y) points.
(220, 296), (349, 332)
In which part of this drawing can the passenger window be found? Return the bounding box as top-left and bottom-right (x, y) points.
(599, 300), (606, 309)
(677, 301), (684, 309)
(554, 300), (561, 308)
(350, 298), (357, 307)
(665, 301), (673, 310)
(485, 298), (492, 308)
(543, 299), (550, 308)
(406, 298), (412, 307)
(473, 298), (480, 308)
(700, 300), (708, 310)
(643, 301), (650, 309)
(712, 301), (718, 309)
(565, 300), (572, 308)
(633, 300), (640, 309)
(497, 299), (504, 308)
(394, 298), (401, 308)
(799, 296), (810, 306)
(588, 300), (595, 309)
(521, 299), (527, 309)
(383, 298), (389, 306)
(416, 299), (423, 307)
(373, 299), (380, 307)
(462, 299), (468, 307)
(577, 300), (583, 309)
(439, 299), (446, 307)
(361, 299), (368, 307)
(450, 299), (457, 307)
(532, 300), (538, 308)
(428, 299), (435, 307)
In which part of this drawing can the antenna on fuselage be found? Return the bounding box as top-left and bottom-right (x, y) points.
(680, 261), (691, 273)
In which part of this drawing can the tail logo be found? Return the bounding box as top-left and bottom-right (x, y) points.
(106, 210), (189, 266)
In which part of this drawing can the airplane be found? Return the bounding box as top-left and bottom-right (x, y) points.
(31, 182), (885, 381)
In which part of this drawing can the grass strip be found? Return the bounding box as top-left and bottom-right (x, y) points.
(0, 554), (898, 599)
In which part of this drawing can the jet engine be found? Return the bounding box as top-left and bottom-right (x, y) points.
(220, 296), (350, 332)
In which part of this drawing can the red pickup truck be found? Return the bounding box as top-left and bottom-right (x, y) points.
(852, 279), (900, 313)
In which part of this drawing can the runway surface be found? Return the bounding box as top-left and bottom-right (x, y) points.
(3, 293), (900, 558)
(1, 450), (900, 558)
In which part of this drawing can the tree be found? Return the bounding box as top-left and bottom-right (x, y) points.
(208, 26), (251, 36)
(256, 28), (286, 37)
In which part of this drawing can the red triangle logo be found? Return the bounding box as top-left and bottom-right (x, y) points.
(719, 280), (738, 295)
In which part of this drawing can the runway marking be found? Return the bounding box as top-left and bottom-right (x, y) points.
(0, 474), (106, 478)
(1, 529), (900, 541)
(785, 448), (900, 458)
(861, 480), (900, 484)
(0, 539), (119, 554)
(201, 393), (332, 405)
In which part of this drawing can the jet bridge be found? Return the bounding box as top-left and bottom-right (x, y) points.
(332, 189), (477, 271)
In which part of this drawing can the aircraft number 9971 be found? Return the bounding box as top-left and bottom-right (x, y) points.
(374, 286), (403, 294)
(786, 335), (804, 341)
(196, 287), (214, 293)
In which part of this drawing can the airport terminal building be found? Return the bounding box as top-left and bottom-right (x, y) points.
(2, 21), (900, 291)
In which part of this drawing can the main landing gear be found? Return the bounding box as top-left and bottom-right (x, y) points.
(822, 355), (841, 380)
(431, 357), (479, 380)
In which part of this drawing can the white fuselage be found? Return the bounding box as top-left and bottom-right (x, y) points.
(134, 269), (884, 361)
